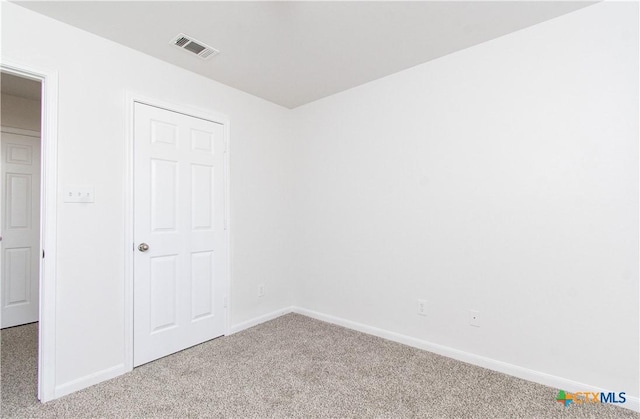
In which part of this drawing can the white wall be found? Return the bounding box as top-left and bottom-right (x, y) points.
(1, 93), (41, 131)
(1, 2), (296, 394)
(2, 0), (638, 406)
(292, 1), (639, 399)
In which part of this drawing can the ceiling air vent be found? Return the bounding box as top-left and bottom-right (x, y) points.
(171, 33), (219, 60)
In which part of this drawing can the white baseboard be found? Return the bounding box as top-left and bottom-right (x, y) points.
(54, 363), (126, 400)
(50, 307), (295, 401)
(292, 307), (639, 413)
(49, 308), (638, 413)
(228, 306), (294, 335)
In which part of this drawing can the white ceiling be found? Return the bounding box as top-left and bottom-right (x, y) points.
(15, 1), (595, 109)
(0, 72), (41, 101)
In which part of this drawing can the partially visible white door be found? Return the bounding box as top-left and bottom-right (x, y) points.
(1, 130), (41, 329)
(133, 103), (227, 366)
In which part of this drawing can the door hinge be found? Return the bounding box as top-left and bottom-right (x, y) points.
(223, 296), (228, 308)
(42, 250), (45, 259)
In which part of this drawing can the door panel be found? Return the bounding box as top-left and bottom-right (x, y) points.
(191, 251), (214, 320)
(191, 164), (213, 229)
(1, 131), (41, 329)
(5, 247), (31, 306)
(149, 254), (178, 332)
(151, 159), (178, 231)
(133, 103), (226, 366)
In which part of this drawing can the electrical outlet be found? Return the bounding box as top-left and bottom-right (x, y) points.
(417, 299), (427, 316)
(469, 309), (480, 327)
(258, 284), (265, 298)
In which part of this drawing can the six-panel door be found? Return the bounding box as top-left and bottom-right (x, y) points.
(1, 131), (41, 329)
(133, 103), (226, 366)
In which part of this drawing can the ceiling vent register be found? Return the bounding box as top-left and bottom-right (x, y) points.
(171, 33), (219, 60)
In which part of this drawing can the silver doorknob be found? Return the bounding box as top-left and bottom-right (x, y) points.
(138, 243), (150, 252)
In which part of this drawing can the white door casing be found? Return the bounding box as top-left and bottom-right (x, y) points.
(1, 130), (41, 329)
(0, 62), (58, 403)
(133, 102), (227, 366)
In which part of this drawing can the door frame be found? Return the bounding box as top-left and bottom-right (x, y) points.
(124, 93), (231, 372)
(1, 61), (59, 402)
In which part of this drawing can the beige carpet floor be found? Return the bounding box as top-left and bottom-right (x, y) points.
(1, 313), (638, 418)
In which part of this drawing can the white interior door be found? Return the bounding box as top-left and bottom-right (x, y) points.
(133, 102), (227, 367)
(1, 130), (41, 329)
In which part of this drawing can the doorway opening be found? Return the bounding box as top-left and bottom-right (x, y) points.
(0, 71), (42, 407)
(0, 63), (58, 403)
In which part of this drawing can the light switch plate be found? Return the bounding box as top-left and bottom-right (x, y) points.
(64, 187), (95, 203)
